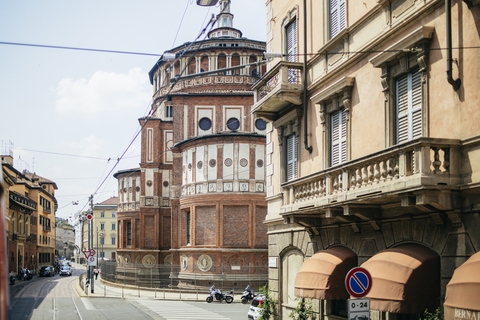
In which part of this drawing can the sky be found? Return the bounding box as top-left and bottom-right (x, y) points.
(0, 0), (266, 222)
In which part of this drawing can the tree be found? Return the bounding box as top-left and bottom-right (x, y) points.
(258, 285), (277, 320)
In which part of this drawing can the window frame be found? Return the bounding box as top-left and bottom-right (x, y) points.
(312, 77), (354, 169)
(369, 26), (433, 147)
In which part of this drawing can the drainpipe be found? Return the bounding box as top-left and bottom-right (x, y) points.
(303, 0), (313, 153)
(446, 0), (461, 91)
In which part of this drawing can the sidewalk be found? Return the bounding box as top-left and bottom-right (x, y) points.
(73, 263), (212, 302)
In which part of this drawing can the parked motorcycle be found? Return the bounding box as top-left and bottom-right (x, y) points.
(241, 285), (255, 304)
(206, 285), (234, 304)
(9, 275), (15, 285)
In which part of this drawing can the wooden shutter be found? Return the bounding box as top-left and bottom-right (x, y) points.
(286, 21), (298, 84)
(331, 110), (347, 166)
(396, 71), (422, 144)
(330, 0), (346, 39)
(287, 135), (297, 181)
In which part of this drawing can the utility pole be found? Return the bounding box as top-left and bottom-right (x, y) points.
(89, 195), (94, 293)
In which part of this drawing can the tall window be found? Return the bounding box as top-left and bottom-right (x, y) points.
(186, 211), (191, 244)
(111, 212), (116, 218)
(100, 237), (105, 245)
(331, 109), (347, 166)
(111, 223), (116, 231)
(286, 20), (299, 84)
(286, 135), (298, 181)
(330, 0), (346, 39)
(166, 105), (173, 118)
(396, 71), (422, 144)
(100, 211), (105, 218)
(126, 222), (132, 246)
(111, 237), (116, 245)
(100, 223), (105, 231)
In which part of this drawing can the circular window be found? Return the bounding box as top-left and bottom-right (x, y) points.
(257, 159), (264, 167)
(163, 181), (169, 187)
(146, 180), (153, 187)
(255, 119), (267, 130)
(188, 163), (192, 170)
(225, 158), (233, 167)
(240, 158), (248, 167)
(199, 117), (212, 131)
(136, 186), (140, 192)
(227, 117), (240, 131)
(209, 159), (216, 167)
(197, 161), (203, 169)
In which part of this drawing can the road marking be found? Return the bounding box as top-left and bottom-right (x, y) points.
(136, 300), (229, 319)
(81, 297), (96, 310)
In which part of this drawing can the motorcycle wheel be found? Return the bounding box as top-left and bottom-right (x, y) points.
(241, 298), (248, 304)
(206, 296), (213, 303)
(225, 296), (233, 304)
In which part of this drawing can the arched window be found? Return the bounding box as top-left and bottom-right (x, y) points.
(231, 54), (241, 75)
(187, 58), (196, 75)
(217, 54), (227, 71)
(200, 55), (209, 72)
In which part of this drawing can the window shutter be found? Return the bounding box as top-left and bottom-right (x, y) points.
(330, 0), (346, 39)
(331, 110), (347, 166)
(286, 21), (299, 84)
(286, 21), (297, 62)
(396, 71), (422, 144)
(287, 135), (297, 181)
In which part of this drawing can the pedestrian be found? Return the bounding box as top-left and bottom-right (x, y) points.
(94, 269), (98, 280)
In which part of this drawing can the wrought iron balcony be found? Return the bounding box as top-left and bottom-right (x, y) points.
(252, 61), (304, 121)
(280, 138), (462, 226)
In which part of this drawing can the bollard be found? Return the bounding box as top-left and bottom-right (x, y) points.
(138, 286), (140, 298)
(179, 288), (181, 300)
(104, 286), (106, 297)
(122, 287), (124, 298)
(163, 287), (165, 299)
(155, 287), (157, 299)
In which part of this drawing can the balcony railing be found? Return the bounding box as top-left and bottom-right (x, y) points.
(252, 61), (304, 118)
(281, 138), (461, 214)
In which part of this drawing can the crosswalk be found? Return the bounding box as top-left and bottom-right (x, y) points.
(136, 300), (231, 319)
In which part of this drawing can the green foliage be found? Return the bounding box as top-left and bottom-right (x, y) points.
(289, 297), (314, 320)
(420, 308), (444, 320)
(258, 285), (277, 320)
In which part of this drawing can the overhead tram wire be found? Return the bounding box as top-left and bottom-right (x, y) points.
(0, 41), (479, 59)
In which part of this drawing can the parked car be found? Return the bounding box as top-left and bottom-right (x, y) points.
(247, 295), (266, 320)
(39, 266), (55, 277)
(59, 266), (72, 276)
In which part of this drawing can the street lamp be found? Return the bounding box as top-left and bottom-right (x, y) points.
(196, 0), (219, 6)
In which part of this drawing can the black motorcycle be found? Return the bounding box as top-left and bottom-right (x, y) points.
(241, 285), (255, 304)
(206, 285), (234, 304)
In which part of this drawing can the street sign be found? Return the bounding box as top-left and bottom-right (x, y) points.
(83, 250), (91, 259)
(90, 249), (96, 257)
(348, 298), (370, 320)
(87, 213), (93, 220)
(87, 256), (97, 267)
(345, 267), (372, 298)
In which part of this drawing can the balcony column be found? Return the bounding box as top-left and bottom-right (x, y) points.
(417, 145), (431, 176)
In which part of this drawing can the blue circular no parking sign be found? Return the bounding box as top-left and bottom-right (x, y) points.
(345, 267), (372, 298)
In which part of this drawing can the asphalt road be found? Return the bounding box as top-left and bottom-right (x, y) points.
(9, 264), (251, 320)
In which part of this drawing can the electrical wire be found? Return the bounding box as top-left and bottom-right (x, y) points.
(13, 148), (110, 161)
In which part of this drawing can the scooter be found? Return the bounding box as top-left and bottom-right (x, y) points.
(206, 285), (234, 304)
(9, 275), (15, 285)
(241, 285), (255, 304)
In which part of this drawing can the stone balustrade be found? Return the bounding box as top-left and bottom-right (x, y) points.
(281, 138), (461, 212)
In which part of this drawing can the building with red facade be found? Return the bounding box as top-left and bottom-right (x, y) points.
(114, 0), (268, 288)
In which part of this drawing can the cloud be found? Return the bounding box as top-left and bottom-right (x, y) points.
(53, 68), (151, 119)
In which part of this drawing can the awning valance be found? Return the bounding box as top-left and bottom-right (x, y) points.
(294, 247), (357, 300)
(361, 244), (440, 313)
(444, 251), (480, 320)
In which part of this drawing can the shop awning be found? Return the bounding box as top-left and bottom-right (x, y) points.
(444, 251), (480, 320)
(362, 244), (440, 313)
(294, 247), (357, 300)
